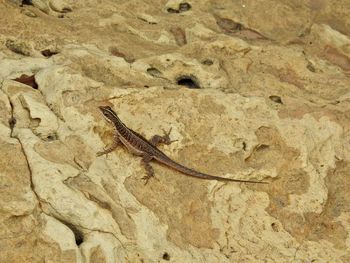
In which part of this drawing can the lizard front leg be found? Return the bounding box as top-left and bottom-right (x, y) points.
(149, 128), (177, 147)
(97, 135), (120, 156)
(141, 154), (155, 184)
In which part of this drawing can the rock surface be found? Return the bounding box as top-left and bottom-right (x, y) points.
(0, 1), (350, 262)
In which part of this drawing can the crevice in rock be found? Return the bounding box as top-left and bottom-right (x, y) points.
(45, 201), (126, 250)
(21, 0), (33, 6)
(293, 244), (302, 261)
(57, 219), (85, 246)
(4, 91), (43, 212)
(12, 74), (38, 89)
(242, 141), (247, 151)
(8, 101), (16, 138)
(3, 85), (126, 251)
(62, 172), (86, 185)
(15, 134), (43, 211)
(11, 71), (66, 125)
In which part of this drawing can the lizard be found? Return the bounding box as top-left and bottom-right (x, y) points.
(97, 105), (267, 184)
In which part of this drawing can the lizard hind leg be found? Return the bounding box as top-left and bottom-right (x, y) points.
(141, 154), (155, 185)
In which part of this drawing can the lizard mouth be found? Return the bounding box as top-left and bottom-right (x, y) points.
(98, 106), (109, 111)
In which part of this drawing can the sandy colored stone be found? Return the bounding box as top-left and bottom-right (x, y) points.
(0, 1), (349, 262)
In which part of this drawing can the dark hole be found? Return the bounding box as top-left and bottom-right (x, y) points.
(242, 141), (247, 151)
(147, 67), (163, 78)
(162, 252), (170, 261)
(13, 74), (38, 89)
(46, 133), (58, 141)
(167, 2), (191, 13)
(62, 7), (72, 13)
(41, 49), (59, 57)
(62, 221), (84, 246)
(74, 233), (84, 245)
(202, 59), (213, 65)
(8, 117), (16, 129)
(73, 229), (84, 245)
(21, 0), (33, 5)
(177, 76), (200, 89)
(269, 95), (283, 104)
(167, 8), (179, 13)
(271, 222), (279, 232)
(179, 3), (191, 12)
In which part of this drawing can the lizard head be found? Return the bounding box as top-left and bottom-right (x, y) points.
(98, 106), (118, 123)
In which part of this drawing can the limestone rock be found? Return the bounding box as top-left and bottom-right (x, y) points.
(0, 1), (349, 262)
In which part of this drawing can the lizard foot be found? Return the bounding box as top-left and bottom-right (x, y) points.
(150, 127), (177, 146)
(96, 136), (120, 156)
(141, 174), (154, 185)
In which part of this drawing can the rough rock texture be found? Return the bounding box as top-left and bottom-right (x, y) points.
(0, 0), (349, 262)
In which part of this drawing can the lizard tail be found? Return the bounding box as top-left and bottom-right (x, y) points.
(155, 156), (267, 184)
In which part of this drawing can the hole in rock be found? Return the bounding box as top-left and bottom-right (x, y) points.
(179, 3), (191, 12)
(167, 2), (191, 13)
(41, 49), (59, 57)
(13, 74), (38, 89)
(21, 0), (32, 6)
(8, 117), (16, 130)
(176, 76), (200, 89)
(60, 221), (84, 246)
(269, 95), (283, 104)
(46, 133), (58, 141)
(147, 67), (163, 78)
(162, 252), (170, 261)
(201, 59), (213, 65)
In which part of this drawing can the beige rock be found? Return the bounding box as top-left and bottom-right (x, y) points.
(32, 0), (50, 14)
(42, 214), (82, 262)
(49, 0), (72, 13)
(0, 1), (350, 262)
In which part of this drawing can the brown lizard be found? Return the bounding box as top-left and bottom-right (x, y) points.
(97, 106), (267, 184)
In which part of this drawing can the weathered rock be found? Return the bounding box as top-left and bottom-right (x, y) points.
(0, 1), (349, 262)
